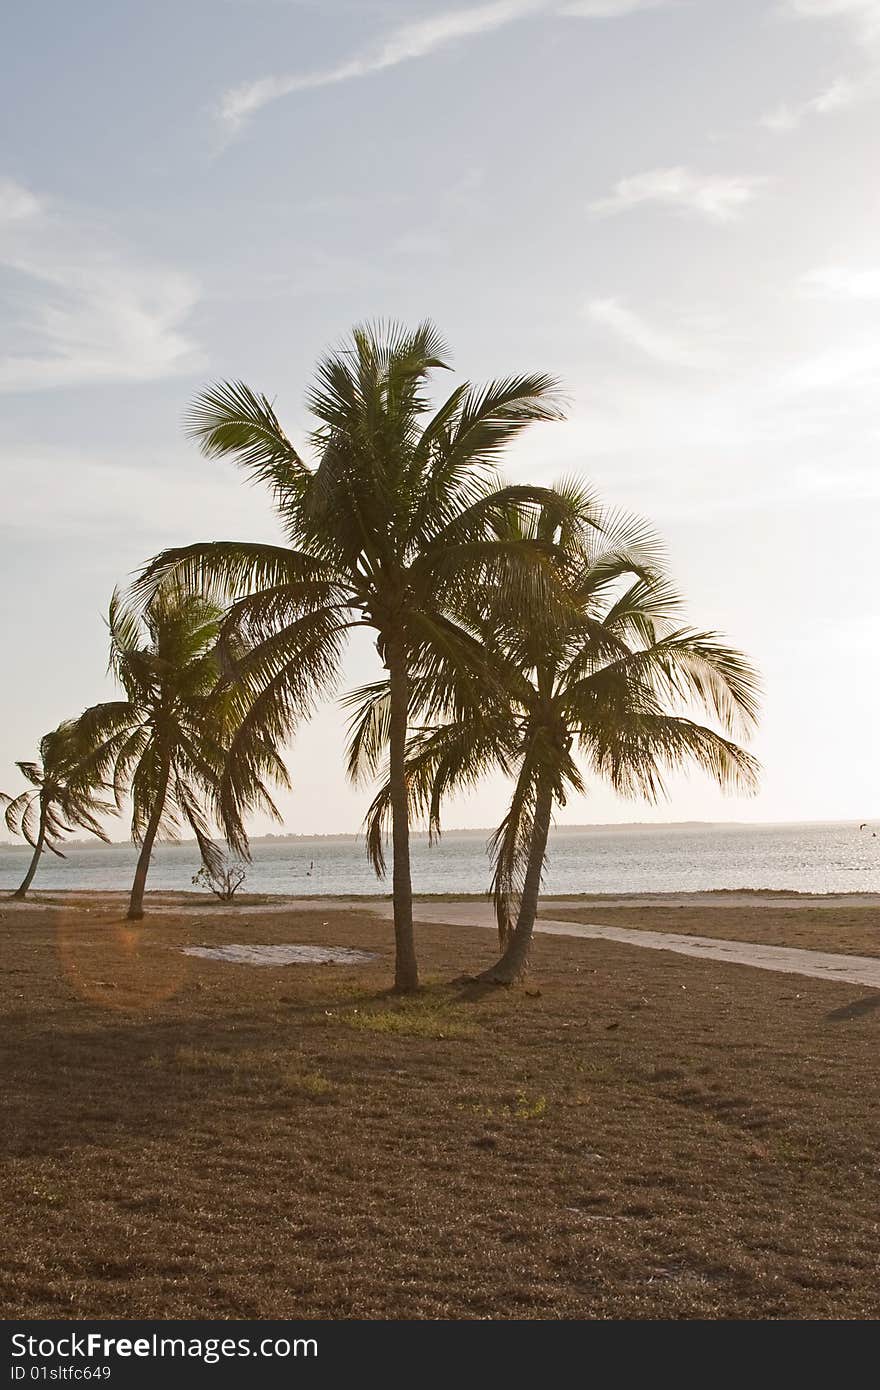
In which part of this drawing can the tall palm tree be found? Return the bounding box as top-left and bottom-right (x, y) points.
(136, 321), (581, 990)
(73, 587), (277, 921)
(3, 722), (114, 899)
(358, 502), (761, 983)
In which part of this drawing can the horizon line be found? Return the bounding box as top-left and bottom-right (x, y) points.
(0, 816), (875, 849)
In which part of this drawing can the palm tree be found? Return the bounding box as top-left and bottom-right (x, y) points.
(136, 321), (581, 990)
(358, 502), (760, 983)
(3, 722), (114, 899)
(73, 587), (276, 921)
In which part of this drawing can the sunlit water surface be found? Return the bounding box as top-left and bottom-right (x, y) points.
(2, 823), (878, 896)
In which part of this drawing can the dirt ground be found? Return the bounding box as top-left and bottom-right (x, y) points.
(540, 895), (880, 957)
(1, 895), (879, 1320)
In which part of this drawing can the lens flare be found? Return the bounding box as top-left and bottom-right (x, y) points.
(56, 906), (189, 1011)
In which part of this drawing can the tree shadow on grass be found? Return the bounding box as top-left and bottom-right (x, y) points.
(825, 994), (880, 1022)
(0, 989), (383, 1160)
(450, 976), (511, 1002)
(0, 976), (480, 1161)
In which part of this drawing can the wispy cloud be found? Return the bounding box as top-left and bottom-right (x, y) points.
(586, 297), (709, 366)
(765, 1), (880, 128)
(217, 0), (677, 136)
(760, 75), (859, 130)
(0, 177), (43, 223)
(0, 178), (203, 393)
(559, 0), (671, 14)
(590, 166), (765, 222)
(781, 1), (880, 46)
(800, 264), (880, 298)
(219, 0), (546, 134)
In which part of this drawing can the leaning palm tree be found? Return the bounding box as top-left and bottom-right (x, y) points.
(358, 501), (760, 983)
(136, 321), (582, 989)
(4, 721), (114, 899)
(73, 587), (273, 920)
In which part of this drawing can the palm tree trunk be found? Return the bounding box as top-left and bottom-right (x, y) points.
(480, 775), (554, 984)
(13, 803), (47, 900)
(127, 757), (171, 921)
(386, 630), (419, 992)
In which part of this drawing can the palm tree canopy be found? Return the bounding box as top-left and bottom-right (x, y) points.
(135, 321), (592, 851)
(73, 587), (280, 869)
(3, 720), (115, 856)
(355, 498), (761, 933)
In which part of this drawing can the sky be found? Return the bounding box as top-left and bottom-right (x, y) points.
(1, 0), (878, 838)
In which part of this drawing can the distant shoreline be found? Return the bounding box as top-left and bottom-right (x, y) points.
(0, 817), (873, 850)
(5, 887), (880, 906)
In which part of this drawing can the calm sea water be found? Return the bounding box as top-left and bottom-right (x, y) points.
(1, 823), (878, 896)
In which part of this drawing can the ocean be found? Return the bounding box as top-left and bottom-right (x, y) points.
(1, 822), (878, 897)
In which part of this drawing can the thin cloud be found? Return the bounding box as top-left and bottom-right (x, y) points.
(591, 166), (765, 222)
(0, 178), (203, 393)
(0, 177), (43, 223)
(800, 265), (880, 299)
(586, 297), (709, 367)
(764, 5), (880, 130)
(219, 0), (546, 134)
(761, 75), (859, 130)
(781, 1), (880, 45)
(559, 0), (671, 14)
(217, 0), (677, 137)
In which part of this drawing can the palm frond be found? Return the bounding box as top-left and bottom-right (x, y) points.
(489, 760), (540, 946)
(342, 681), (392, 786)
(583, 710), (760, 800)
(134, 542), (335, 613)
(185, 379), (310, 500)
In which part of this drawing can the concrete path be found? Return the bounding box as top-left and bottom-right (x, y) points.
(367, 900), (880, 991)
(8, 892), (880, 990)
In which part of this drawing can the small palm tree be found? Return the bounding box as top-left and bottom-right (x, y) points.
(359, 502), (760, 983)
(74, 587), (274, 920)
(137, 321), (581, 989)
(3, 722), (114, 899)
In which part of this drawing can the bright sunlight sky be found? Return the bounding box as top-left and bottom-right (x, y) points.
(1, 0), (878, 835)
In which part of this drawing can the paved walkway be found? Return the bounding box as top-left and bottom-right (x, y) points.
(8, 892), (880, 990)
(367, 900), (880, 991)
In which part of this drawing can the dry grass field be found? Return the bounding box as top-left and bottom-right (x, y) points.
(2, 895), (879, 1320)
(541, 895), (880, 957)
